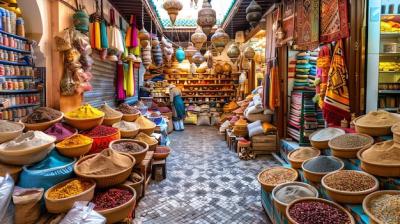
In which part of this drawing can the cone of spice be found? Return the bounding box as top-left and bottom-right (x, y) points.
(66, 104), (104, 119)
(47, 179), (93, 200)
(361, 140), (400, 165)
(44, 123), (76, 142)
(99, 103), (123, 119)
(22, 107), (62, 124)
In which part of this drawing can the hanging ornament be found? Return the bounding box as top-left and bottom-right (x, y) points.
(197, 0), (216, 35)
(246, 0), (262, 27)
(227, 43), (240, 63)
(138, 28), (150, 48)
(163, 0), (183, 25)
(175, 47), (186, 63)
(142, 45), (152, 69)
(73, 10), (89, 33)
(192, 51), (205, 67)
(152, 36), (160, 47)
(244, 46), (255, 60)
(235, 31), (245, 44)
(191, 26), (207, 50)
(211, 28), (229, 54)
(185, 43), (197, 63)
(223, 62), (232, 74)
(152, 44), (163, 66)
(204, 49), (213, 68)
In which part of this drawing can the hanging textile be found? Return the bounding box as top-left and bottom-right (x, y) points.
(123, 63), (128, 91)
(116, 62), (125, 100)
(268, 60), (280, 111)
(323, 40), (350, 125)
(94, 19), (101, 50)
(89, 19), (95, 48)
(265, 11), (276, 61)
(281, 0), (295, 45)
(130, 15), (138, 48)
(295, 0), (320, 50)
(99, 0), (108, 49)
(125, 21), (132, 48)
(126, 61), (134, 97)
(315, 44), (332, 109)
(262, 65), (271, 108)
(133, 29), (141, 56)
(320, 0), (349, 43)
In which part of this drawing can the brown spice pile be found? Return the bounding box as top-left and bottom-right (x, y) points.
(329, 134), (373, 149)
(362, 140), (400, 165)
(324, 170), (376, 192)
(356, 111), (400, 127)
(290, 147), (320, 161)
(259, 167), (297, 185)
(23, 107), (62, 124)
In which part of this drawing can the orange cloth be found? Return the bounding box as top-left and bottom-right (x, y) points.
(268, 62), (280, 111)
(262, 122), (277, 132)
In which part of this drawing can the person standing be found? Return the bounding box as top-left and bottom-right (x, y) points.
(169, 84), (186, 131)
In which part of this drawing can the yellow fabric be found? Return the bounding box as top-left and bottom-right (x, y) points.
(126, 61), (134, 96)
(94, 21), (101, 50)
(262, 122), (276, 133)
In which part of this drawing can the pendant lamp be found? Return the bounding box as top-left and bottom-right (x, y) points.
(235, 31), (245, 44)
(152, 44), (163, 66)
(191, 26), (207, 50)
(211, 28), (229, 54)
(192, 51), (205, 67)
(244, 46), (255, 60)
(152, 36), (160, 47)
(163, 0), (183, 25)
(138, 28), (150, 48)
(142, 45), (152, 69)
(176, 47), (186, 63)
(197, 0), (216, 35)
(185, 43), (197, 63)
(227, 43), (240, 63)
(246, 0), (262, 27)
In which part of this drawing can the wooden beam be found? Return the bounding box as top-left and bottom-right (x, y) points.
(221, 0), (243, 31)
(140, 0), (164, 36)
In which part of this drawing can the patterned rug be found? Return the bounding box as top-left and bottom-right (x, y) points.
(295, 0), (320, 50)
(320, 0), (349, 42)
(281, 0), (295, 45)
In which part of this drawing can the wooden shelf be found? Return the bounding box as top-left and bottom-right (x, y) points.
(167, 79), (235, 81)
(0, 30), (28, 41)
(183, 95), (233, 98)
(379, 107), (399, 112)
(379, 71), (400, 73)
(3, 103), (40, 110)
(180, 84), (235, 86)
(182, 90), (234, 92)
(378, 90), (400, 94)
(0, 89), (38, 94)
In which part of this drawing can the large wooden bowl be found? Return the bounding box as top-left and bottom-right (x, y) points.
(309, 128), (345, 150)
(0, 122), (24, 143)
(257, 167), (298, 192)
(287, 148), (320, 169)
(301, 156), (344, 183)
(64, 115), (104, 130)
(109, 139), (148, 164)
(353, 114), (400, 136)
(102, 114), (123, 126)
(121, 112), (140, 122)
(362, 190), (400, 224)
(357, 146), (400, 177)
(21, 113), (64, 131)
(328, 133), (374, 159)
(0, 141), (55, 166)
(56, 137), (93, 158)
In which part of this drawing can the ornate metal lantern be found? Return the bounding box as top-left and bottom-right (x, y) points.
(163, 0), (183, 25)
(197, 0), (216, 35)
(227, 43), (240, 63)
(175, 47), (186, 63)
(185, 42), (197, 63)
(192, 51), (205, 67)
(211, 28), (229, 54)
(191, 26), (207, 50)
(246, 0), (262, 27)
(138, 28), (150, 48)
(244, 46), (255, 60)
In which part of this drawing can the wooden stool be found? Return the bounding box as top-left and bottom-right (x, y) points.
(237, 140), (255, 160)
(229, 134), (236, 151)
(133, 151), (154, 197)
(152, 159), (166, 180)
(237, 140), (251, 154)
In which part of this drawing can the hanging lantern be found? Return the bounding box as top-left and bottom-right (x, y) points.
(246, 0), (262, 27)
(175, 47), (186, 63)
(197, 0), (216, 35)
(138, 28), (150, 48)
(152, 44), (163, 66)
(244, 46), (255, 60)
(223, 62), (232, 74)
(227, 43), (240, 63)
(151, 36), (160, 47)
(204, 49), (213, 68)
(211, 28), (229, 54)
(185, 43), (197, 63)
(192, 51), (205, 67)
(163, 0), (183, 25)
(191, 26), (207, 50)
(142, 45), (152, 69)
(235, 31), (245, 44)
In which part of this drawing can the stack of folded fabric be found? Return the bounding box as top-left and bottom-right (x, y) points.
(293, 51), (319, 91)
(307, 51), (318, 90)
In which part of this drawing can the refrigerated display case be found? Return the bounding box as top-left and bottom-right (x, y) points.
(366, 0), (400, 112)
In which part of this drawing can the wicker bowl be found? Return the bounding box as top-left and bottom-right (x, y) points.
(124, 172), (144, 200)
(109, 139), (148, 164)
(353, 114), (400, 136)
(328, 133), (374, 159)
(96, 185), (137, 224)
(362, 190), (400, 224)
(301, 156), (344, 183)
(286, 198), (355, 224)
(287, 148), (321, 169)
(64, 115), (105, 130)
(122, 112), (140, 122)
(309, 128), (345, 149)
(140, 127), (156, 136)
(272, 182), (319, 215)
(153, 146), (171, 160)
(103, 114), (123, 126)
(74, 153), (135, 188)
(21, 113), (64, 131)
(45, 178), (96, 213)
(0, 122), (24, 143)
(55, 137), (93, 158)
(0, 141), (55, 166)
(257, 167), (298, 192)
(321, 170), (379, 204)
(357, 146), (400, 177)
(112, 122), (139, 138)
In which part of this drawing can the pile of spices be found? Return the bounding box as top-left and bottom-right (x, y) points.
(275, 184), (316, 204)
(47, 179), (93, 200)
(0, 120), (22, 132)
(303, 156), (342, 173)
(289, 147), (320, 161)
(22, 107), (62, 124)
(0, 131), (55, 151)
(75, 149), (132, 176)
(369, 194), (400, 224)
(362, 140), (400, 165)
(91, 188), (133, 210)
(134, 132), (157, 145)
(310, 128), (345, 142)
(57, 134), (92, 148)
(112, 141), (145, 153)
(44, 123), (76, 142)
(288, 200), (351, 224)
(98, 103), (122, 118)
(259, 167), (297, 185)
(356, 111), (400, 127)
(134, 116), (156, 129)
(117, 103), (139, 114)
(323, 170), (377, 192)
(83, 125), (119, 138)
(66, 104), (104, 119)
(130, 172), (142, 183)
(329, 134), (373, 149)
(112, 121), (139, 132)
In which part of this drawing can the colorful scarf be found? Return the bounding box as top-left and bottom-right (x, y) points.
(295, 0), (320, 50)
(320, 0), (350, 42)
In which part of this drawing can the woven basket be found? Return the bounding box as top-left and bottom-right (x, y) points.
(362, 190), (400, 224)
(140, 127), (156, 136)
(357, 147), (400, 177)
(122, 112), (140, 122)
(328, 133), (374, 159)
(21, 113), (64, 131)
(154, 146), (171, 160)
(287, 148), (320, 169)
(257, 167), (298, 192)
(124, 172), (144, 200)
(56, 136), (93, 158)
(45, 178), (96, 213)
(321, 170), (379, 204)
(301, 156), (344, 183)
(0, 122), (24, 143)
(0, 142), (55, 165)
(64, 115), (104, 131)
(353, 115), (398, 136)
(103, 114), (123, 126)
(97, 185), (137, 224)
(109, 139), (148, 164)
(74, 153), (135, 188)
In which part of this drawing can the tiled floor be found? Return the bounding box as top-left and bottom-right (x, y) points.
(134, 126), (279, 224)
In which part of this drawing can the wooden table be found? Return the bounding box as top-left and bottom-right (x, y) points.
(133, 151), (154, 197)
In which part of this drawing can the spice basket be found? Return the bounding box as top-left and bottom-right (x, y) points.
(362, 190), (400, 224)
(21, 113), (64, 131)
(257, 167), (298, 192)
(0, 122), (24, 143)
(74, 153), (135, 188)
(154, 146), (171, 160)
(122, 112), (140, 122)
(328, 133), (374, 159)
(116, 128), (139, 139)
(44, 178), (96, 213)
(64, 115), (104, 130)
(301, 157), (344, 183)
(103, 114), (123, 126)
(109, 139), (148, 164)
(124, 172), (144, 200)
(97, 185), (137, 224)
(0, 142), (55, 165)
(321, 170), (379, 204)
(353, 115), (398, 136)
(309, 128), (345, 150)
(272, 182), (319, 215)
(357, 147), (400, 177)
(287, 148), (320, 169)
(55, 139), (93, 158)
(286, 198), (355, 224)
(85, 130), (121, 154)
(140, 126), (156, 136)
(147, 140), (157, 151)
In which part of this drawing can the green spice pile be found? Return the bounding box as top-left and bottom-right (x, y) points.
(323, 170), (376, 192)
(303, 156), (342, 173)
(329, 134), (373, 149)
(259, 167), (297, 185)
(369, 194), (400, 224)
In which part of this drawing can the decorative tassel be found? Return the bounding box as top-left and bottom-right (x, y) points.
(117, 63), (126, 100)
(126, 61), (134, 97)
(100, 19), (109, 49)
(131, 15), (139, 47)
(94, 20), (101, 50)
(89, 22), (95, 48)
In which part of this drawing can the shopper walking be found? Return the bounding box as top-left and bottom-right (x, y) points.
(169, 84), (186, 131)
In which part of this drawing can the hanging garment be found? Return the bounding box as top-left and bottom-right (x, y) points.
(315, 45), (332, 108)
(323, 40), (350, 125)
(125, 24), (132, 48)
(130, 15), (138, 48)
(116, 63), (125, 100)
(269, 60), (280, 111)
(100, 19), (108, 49)
(126, 61), (134, 97)
(262, 66), (271, 108)
(89, 21), (95, 48)
(170, 87), (186, 120)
